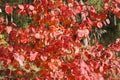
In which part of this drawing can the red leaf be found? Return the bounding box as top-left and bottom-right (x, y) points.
(115, 0), (120, 3)
(103, 21), (107, 26)
(13, 53), (24, 66)
(18, 4), (24, 10)
(17, 70), (23, 75)
(113, 7), (120, 14)
(5, 26), (12, 34)
(77, 29), (89, 38)
(117, 12), (120, 19)
(97, 22), (103, 28)
(99, 66), (104, 72)
(98, 14), (107, 21)
(30, 51), (38, 61)
(35, 33), (40, 39)
(5, 69), (10, 75)
(110, 38), (120, 51)
(96, 73), (104, 80)
(104, 3), (109, 10)
(61, 64), (68, 71)
(40, 55), (47, 61)
(90, 11), (98, 20)
(0, 24), (3, 32)
(8, 46), (13, 52)
(29, 5), (34, 10)
(5, 4), (13, 14)
(104, 0), (109, 3)
(6, 59), (11, 65)
(61, 5), (67, 11)
(97, 45), (103, 51)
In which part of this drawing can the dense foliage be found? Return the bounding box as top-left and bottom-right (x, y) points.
(0, 0), (120, 79)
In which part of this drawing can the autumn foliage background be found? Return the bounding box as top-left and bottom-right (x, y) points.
(0, 0), (120, 80)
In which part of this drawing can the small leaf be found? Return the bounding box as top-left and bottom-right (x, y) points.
(5, 26), (12, 34)
(13, 53), (24, 66)
(5, 4), (13, 14)
(0, 8), (2, 13)
(18, 4), (24, 10)
(61, 5), (67, 11)
(17, 70), (23, 75)
(40, 55), (47, 61)
(104, 0), (109, 3)
(97, 45), (103, 51)
(35, 33), (40, 39)
(106, 18), (110, 24)
(30, 51), (38, 61)
(77, 29), (89, 38)
(115, 0), (120, 3)
(99, 66), (103, 72)
(29, 5), (34, 10)
(97, 22), (103, 28)
(8, 46), (13, 52)
(117, 12), (120, 19)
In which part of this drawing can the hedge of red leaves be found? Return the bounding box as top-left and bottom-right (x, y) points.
(0, 0), (120, 79)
